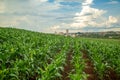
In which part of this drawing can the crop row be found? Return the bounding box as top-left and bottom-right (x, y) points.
(0, 28), (120, 80)
(81, 38), (120, 79)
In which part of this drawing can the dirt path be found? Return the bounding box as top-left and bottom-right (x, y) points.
(81, 50), (120, 80)
(61, 50), (73, 80)
(81, 50), (98, 80)
(104, 68), (120, 80)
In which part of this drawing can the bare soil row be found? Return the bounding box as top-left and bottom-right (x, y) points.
(61, 50), (73, 80)
(81, 50), (120, 80)
(81, 50), (98, 80)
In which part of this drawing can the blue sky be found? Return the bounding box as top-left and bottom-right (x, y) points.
(0, 0), (120, 33)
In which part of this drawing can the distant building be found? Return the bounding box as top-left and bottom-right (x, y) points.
(55, 31), (57, 34)
(59, 32), (64, 35)
(66, 29), (69, 36)
(71, 34), (76, 37)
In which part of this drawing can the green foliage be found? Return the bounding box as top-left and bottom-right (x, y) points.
(81, 38), (120, 79)
(0, 27), (119, 80)
(0, 28), (69, 80)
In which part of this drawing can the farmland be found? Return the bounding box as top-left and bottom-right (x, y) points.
(0, 27), (120, 80)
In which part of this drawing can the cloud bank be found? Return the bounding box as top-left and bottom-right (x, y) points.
(0, 0), (120, 32)
(51, 0), (120, 32)
(70, 0), (118, 29)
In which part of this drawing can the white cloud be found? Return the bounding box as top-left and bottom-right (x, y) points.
(55, 0), (83, 2)
(0, 15), (31, 27)
(70, 0), (106, 28)
(104, 28), (120, 31)
(0, 0), (120, 32)
(82, 0), (93, 5)
(37, 0), (48, 2)
(70, 0), (119, 30)
(50, 23), (69, 30)
(107, 1), (119, 4)
(50, 25), (60, 30)
(30, 0), (48, 3)
(1, 0), (60, 14)
(51, 0), (101, 30)
(0, 0), (61, 30)
(49, 23), (88, 33)
(106, 16), (118, 27)
(50, 0), (120, 32)
(74, 6), (106, 21)
(0, 2), (5, 13)
(108, 16), (118, 24)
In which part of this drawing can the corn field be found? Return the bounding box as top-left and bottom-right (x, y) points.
(0, 27), (120, 80)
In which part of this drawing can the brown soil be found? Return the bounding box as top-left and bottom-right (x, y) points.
(81, 50), (120, 80)
(29, 73), (38, 80)
(81, 50), (99, 80)
(61, 50), (73, 80)
(104, 68), (120, 80)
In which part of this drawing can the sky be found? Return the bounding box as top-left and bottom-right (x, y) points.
(0, 0), (120, 33)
